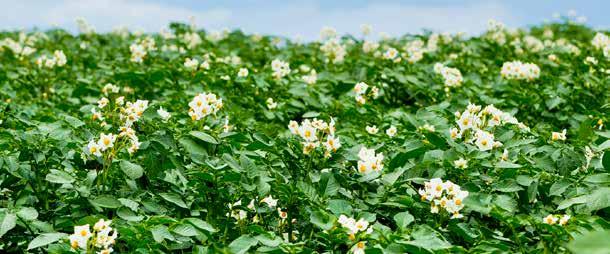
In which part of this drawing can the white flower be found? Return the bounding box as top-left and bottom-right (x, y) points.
(324, 136), (341, 153)
(129, 43), (147, 63)
(474, 130), (494, 151)
(386, 126), (397, 137)
(271, 59), (290, 79)
(354, 82), (369, 95)
(277, 208), (288, 220)
(157, 107), (171, 121)
(97, 133), (116, 151)
(86, 140), (102, 157)
(501, 149), (509, 161)
(543, 214), (558, 225)
(421, 124), (436, 132)
(500, 61), (540, 81)
(261, 195), (278, 208)
(365, 125), (378, 134)
(433, 63), (463, 87)
(184, 58), (199, 70)
(357, 147), (384, 174)
(449, 128), (462, 140)
(383, 47), (398, 60)
(420, 178), (468, 218)
(320, 38), (347, 64)
(362, 40), (379, 53)
(238, 68), (249, 77)
(454, 158), (468, 169)
(352, 241), (366, 254)
(188, 93), (224, 121)
(551, 129), (567, 141)
(559, 214), (571, 226)
(70, 224), (92, 249)
(302, 69), (317, 85)
(266, 98), (277, 109)
(97, 97), (109, 108)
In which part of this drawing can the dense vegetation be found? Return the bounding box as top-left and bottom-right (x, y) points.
(0, 18), (609, 253)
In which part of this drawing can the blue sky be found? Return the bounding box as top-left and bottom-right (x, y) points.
(2, 0), (607, 40)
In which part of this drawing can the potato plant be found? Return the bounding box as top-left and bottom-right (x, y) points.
(0, 19), (609, 253)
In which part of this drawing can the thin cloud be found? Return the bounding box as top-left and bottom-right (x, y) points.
(0, 0), (517, 39)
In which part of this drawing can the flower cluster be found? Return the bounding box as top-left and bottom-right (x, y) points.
(433, 63), (463, 88)
(362, 40), (379, 54)
(69, 219), (117, 253)
(83, 87), (149, 159)
(357, 147), (384, 174)
(288, 118), (340, 157)
(188, 92), (224, 121)
(382, 47), (399, 61)
(543, 214), (570, 226)
(486, 19), (507, 45)
(301, 69), (317, 85)
(403, 39), (425, 63)
(418, 178), (469, 219)
(183, 32), (203, 48)
(271, 59), (291, 80)
(450, 104), (527, 151)
(84, 133), (116, 158)
(1, 37), (36, 59)
(227, 195), (288, 224)
(353, 82), (379, 104)
(35, 50), (67, 68)
(338, 215), (373, 237)
(120, 99), (149, 128)
(129, 37), (156, 63)
(320, 38), (347, 64)
(591, 32), (610, 58)
(500, 61), (541, 81)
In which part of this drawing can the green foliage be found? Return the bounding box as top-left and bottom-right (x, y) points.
(0, 19), (609, 253)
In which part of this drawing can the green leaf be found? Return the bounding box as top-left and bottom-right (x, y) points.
(320, 173), (339, 197)
(496, 161), (522, 168)
(0, 212), (16, 238)
(567, 230), (610, 254)
(118, 198), (139, 212)
(584, 188), (610, 212)
(90, 196), (122, 208)
(151, 225), (174, 243)
(119, 160), (144, 179)
(549, 180), (571, 196)
(394, 211), (415, 229)
(17, 207), (38, 221)
(190, 131), (218, 144)
(172, 223), (198, 236)
(229, 235), (258, 254)
(493, 180), (523, 192)
(327, 199), (353, 215)
(27, 233), (67, 250)
(117, 207), (144, 222)
(185, 218), (217, 232)
(45, 170), (75, 184)
(160, 193), (188, 208)
(310, 210), (336, 230)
